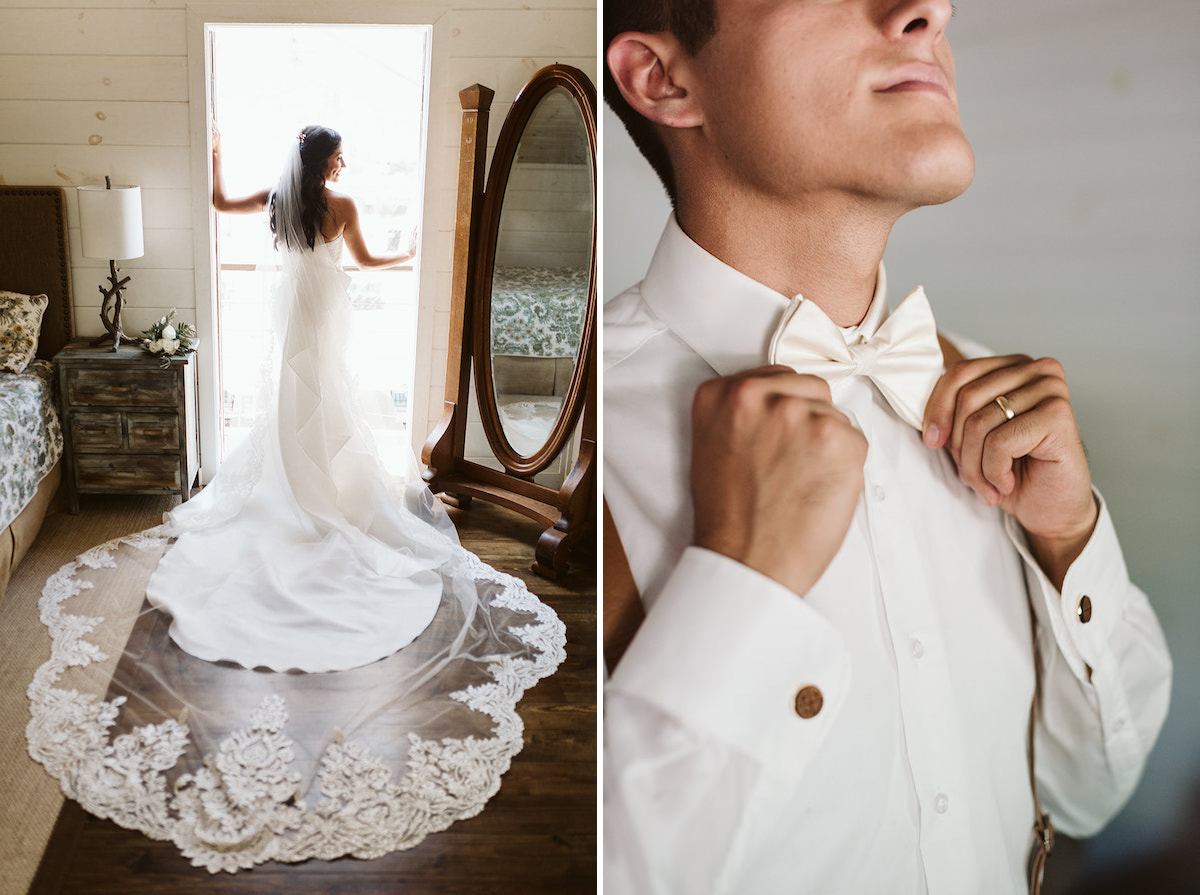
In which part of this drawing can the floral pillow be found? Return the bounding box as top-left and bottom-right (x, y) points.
(0, 290), (49, 374)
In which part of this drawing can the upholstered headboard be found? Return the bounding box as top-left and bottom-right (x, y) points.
(0, 186), (74, 359)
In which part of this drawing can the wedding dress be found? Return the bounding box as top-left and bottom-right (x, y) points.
(25, 233), (567, 872)
(146, 236), (456, 673)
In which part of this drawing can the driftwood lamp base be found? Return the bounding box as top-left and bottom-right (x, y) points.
(90, 258), (139, 351)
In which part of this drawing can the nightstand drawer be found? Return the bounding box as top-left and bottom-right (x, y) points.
(74, 454), (181, 489)
(127, 413), (179, 450)
(70, 412), (123, 449)
(65, 367), (180, 408)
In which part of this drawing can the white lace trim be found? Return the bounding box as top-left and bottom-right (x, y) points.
(26, 532), (567, 873)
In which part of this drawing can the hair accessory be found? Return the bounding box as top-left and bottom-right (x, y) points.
(297, 131), (306, 145)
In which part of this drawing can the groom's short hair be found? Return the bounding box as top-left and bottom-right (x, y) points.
(603, 0), (718, 203)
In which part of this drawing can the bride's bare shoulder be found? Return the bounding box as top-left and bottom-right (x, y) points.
(326, 189), (359, 222)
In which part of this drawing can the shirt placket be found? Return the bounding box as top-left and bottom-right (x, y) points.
(845, 379), (982, 893)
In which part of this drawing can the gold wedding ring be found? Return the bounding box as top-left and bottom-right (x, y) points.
(994, 394), (1016, 421)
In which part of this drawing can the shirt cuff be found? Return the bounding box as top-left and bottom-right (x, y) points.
(608, 546), (850, 774)
(1005, 488), (1129, 681)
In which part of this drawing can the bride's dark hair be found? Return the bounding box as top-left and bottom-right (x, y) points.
(270, 124), (342, 250)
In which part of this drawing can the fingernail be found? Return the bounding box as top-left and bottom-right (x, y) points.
(923, 423), (940, 448)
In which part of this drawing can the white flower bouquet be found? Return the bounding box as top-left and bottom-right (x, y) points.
(141, 309), (198, 368)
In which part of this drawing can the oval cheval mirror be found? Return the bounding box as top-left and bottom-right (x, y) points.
(422, 65), (596, 578)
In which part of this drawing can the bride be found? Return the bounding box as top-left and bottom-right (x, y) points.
(145, 124), (461, 673)
(26, 124), (567, 872)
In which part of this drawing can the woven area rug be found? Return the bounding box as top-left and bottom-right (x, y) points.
(0, 494), (177, 895)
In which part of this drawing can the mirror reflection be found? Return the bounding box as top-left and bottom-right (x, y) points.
(488, 86), (592, 458)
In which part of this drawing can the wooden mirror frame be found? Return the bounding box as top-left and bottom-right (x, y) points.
(474, 66), (596, 476)
(422, 66), (597, 579)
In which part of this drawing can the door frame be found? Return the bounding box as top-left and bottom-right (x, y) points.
(185, 2), (448, 483)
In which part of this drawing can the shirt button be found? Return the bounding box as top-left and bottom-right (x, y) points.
(794, 685), (824, 719)
(1077, 595), (1093, 623)
(934, 793), (950, 814)
(910, 636), (924, 659)
(872, 484), (886, 503)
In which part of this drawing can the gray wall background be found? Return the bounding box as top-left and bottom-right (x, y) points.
(602, 0), (1199, 881)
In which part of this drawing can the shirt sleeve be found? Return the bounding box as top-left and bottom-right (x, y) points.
(605, 546), (851, 894)
(1005, 489), (1172, 837)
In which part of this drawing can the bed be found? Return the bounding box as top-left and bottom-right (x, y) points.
(0, 186), (74, 603)
(489, 265), (587, 360)
(489, 264), (586, 456)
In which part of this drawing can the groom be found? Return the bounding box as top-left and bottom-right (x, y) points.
(602, 0), (1172, 892)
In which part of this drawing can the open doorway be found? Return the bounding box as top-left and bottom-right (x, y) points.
(207, 23), (431, 473)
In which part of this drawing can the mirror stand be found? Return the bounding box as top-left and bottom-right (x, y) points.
(423, 73), (597, 579)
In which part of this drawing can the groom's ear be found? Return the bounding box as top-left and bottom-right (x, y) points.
(607, 32), (705, 130)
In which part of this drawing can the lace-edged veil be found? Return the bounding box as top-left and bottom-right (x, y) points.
(25, 131), (566, 873)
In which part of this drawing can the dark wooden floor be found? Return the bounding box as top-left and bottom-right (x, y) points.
(28, 501), (596, 895)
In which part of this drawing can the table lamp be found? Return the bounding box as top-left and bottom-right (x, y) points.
(78, 177), (144, 351)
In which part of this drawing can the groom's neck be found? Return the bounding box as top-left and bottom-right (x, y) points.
(674, 190), (897, 328)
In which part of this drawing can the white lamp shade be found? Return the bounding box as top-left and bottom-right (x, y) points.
(78, 184), (144, 260)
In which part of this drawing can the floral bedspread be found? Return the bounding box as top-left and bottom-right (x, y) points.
(490, 266), (587, 358)
(0, 359), (62, 530)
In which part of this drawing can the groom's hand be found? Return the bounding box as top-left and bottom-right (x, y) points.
(922, 354), (1098, 590)
(691, 366), (867, 597)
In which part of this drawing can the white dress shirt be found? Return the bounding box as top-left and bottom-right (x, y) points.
(603, 216), (1172, 895)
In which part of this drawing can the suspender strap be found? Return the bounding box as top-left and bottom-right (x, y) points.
(937, 332), (965, 368)
(603, 498), (644, 674)
(1027, 599), (1055, 895)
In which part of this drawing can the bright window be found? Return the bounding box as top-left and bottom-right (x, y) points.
(209, 24), (431, 473)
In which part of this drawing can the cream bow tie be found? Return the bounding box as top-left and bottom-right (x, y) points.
(768, 287), (943, 430)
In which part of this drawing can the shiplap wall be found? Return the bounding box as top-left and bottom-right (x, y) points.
(603, 0), (1200, 879)
(0, 3), (193, 344)
(0, 0), (596, 471)
(497, 163), (592, 269)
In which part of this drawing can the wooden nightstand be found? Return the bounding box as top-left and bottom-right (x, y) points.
(55, 340), (200, 513)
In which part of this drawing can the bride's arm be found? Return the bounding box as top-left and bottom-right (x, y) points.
(334, 194), (416, 270)
(211, 125), (269, 214)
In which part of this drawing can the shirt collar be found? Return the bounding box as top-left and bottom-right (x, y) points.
(640, 214), (889, 377)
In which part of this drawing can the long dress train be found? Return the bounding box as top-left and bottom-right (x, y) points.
(25, 236), (567, 872)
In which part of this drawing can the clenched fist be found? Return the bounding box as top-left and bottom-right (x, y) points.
(691, 366), (868, 597)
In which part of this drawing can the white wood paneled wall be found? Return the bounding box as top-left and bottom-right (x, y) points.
(498, 164), (592, 269)
(0, 0), (596, 471)
(0, 2), (191, 342)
